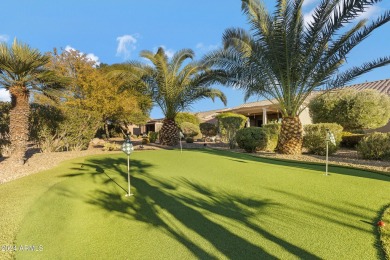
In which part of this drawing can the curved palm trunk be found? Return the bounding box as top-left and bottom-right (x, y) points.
(9, 86), (30, 164)
(276, 116), (303, 155)
(159, 119), (179, 146)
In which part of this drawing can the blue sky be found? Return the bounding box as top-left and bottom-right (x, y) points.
(0, 0), (389, 119)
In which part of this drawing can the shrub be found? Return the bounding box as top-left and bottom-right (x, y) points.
(262, 123), (281, 151)
(303, 123), (343, 155)
(175, 112), (200, 127)
(357, 132), (390, 160)
(180, 122), (200, 138)
(0, 102), (11, 157)
(309, 89), (390, 131)
(185, 137), (194, 143)
(102, 142), (121, 151)
(148, 131), (159, 143)
(216, 113), (247, 149)
(142, 134), (150, 145)
(340, 132), (365, 148)
(199, 122), (217, 138)
(236, 127), (267, 152)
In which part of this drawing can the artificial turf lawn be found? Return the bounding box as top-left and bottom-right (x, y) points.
(0, 149), (389, 259)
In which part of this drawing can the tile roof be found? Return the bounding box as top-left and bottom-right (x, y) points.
(344, 78), (390, 95)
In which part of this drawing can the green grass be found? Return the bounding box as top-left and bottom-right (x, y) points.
(1, 149), (389, 259)
(380, 206), (390, 260)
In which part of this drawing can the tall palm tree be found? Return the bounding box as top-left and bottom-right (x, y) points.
(126, 48), (227, 146)
(0, 39), (64, 164)
(204, 0), (390, 154)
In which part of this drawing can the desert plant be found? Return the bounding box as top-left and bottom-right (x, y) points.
(142, 134), (150, 145)
(0, 40), (66, 163)
(180, 122), (201, 138)
(199, 122), (218, 138)
(303, 123), (343, 156)
(236, 127), (266, 152)
(340, 132), (365, 148)
(175, 112), (200, 127)
(204, 0), (390, 154)
(102, 142), (121, 151)
(262, 123), (281, 151)
(357, 132), (390, 160)
(117, 48), (226, 146)
(148, 131), (159, 143)
(309, 89), (390, 131)
(185, 137), (194, 143)
(216, 112), (247, 149)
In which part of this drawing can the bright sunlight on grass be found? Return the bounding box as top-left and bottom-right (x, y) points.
(1, 149), (389, 259)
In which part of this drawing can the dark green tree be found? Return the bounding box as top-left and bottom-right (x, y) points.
(0, 40), (65, 164)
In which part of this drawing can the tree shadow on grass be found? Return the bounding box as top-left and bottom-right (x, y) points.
(193, 149), (390, 182)
(77, 156), (321, 259)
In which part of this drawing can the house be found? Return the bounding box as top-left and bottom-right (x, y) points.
(195, 97), (313, 127)
(142, 79), (390, 134)
(195, 78), (390, 132)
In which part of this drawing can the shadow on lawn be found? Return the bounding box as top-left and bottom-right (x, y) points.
(194, 149), (390, 182)
(75, 156), (321, 259)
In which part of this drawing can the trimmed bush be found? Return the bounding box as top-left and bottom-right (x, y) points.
(357, 132), (390, 160)
(148, 131), (159, 143)
(262, 123), (281, 151)
(199, 122), (217, 138)
(309, 89), (390, 131)
(142, 134), (150, 145)
(185, 137), (194, 143)
(340, 132), (365, 148)
(216, 113), (247, 149)
(236, 127), (267, 152)
(303, 123), (343, 155)
(180, 122), (200, 138)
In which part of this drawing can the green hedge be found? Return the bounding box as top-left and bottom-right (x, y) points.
(262, 123), (281, 151)
(180, 122), (200, 138)
(199, 122), (217, 137)
(303, 123), (343, 155)
(357, 132), (390, 160)
(340, 132), (365, 148)
(236, 127), (267, 152)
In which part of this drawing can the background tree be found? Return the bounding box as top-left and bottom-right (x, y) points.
(0, 40), (65, 164)
(122, 48), (227, 146)
(204, 0), (390, 154)
(309, 89), (390, 131)
(47, 49), (151, 139)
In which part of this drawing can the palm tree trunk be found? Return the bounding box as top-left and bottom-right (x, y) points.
(159, 119), (179, 146)
(276, 116), (303, 155)
(9, 86), (30, 164)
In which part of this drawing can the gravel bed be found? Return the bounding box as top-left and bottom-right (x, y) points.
(1, 142), (389, 184)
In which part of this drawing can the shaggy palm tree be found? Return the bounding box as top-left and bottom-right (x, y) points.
(204, 0), (390, 154)
(128, 48), (227, 146)
(0, 39), (63, 164)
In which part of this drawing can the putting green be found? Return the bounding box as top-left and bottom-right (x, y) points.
(1, 149), (389, 259)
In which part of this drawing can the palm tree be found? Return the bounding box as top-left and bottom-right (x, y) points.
(125, 48), (227, 146)
(204, 0), (390, 154)
(0, 39), (63, 164)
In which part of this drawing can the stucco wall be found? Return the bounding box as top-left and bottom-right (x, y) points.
(299, 107), (312, 126)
